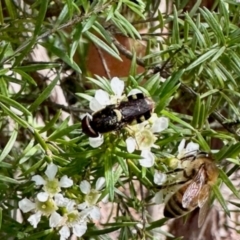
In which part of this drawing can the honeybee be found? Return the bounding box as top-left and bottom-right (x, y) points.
(162, 152), (219, 227)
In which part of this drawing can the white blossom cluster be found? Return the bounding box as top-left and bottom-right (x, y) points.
(84, 77), (169, 168)
(18, 163), (105, 239)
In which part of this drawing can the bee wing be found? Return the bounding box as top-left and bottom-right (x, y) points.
(198, 184), (211, 208)
(198, 186), (211, 227)
(182, 165), (206, 208)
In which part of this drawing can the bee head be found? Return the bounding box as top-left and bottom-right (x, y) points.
(81, 115), (99, 137)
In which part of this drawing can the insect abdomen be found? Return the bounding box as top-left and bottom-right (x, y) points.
(164, 184), (196, 218)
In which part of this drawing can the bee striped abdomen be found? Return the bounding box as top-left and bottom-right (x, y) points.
(161, 152), (219, 227)
(164, 184), (195, 218)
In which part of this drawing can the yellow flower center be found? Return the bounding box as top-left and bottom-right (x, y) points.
(44, 179), (60, 195)
(85, 190), (100, 205)
(135, 129), (156, 149)
(36, 198), (58, 215)
(67, 210), (79, 224)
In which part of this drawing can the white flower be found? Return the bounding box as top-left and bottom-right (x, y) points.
(18, 196), (61, 228)
(59, 226), (70, 240)
(59, 215), (87, 239)
(89, 77), (125, 112)
(55, 195), (100, 239)
(57, 197), (88, 239)
(78, 177), (105, 220)
(111, 77), (125, 98)
(139, 149), (155, 167)
(54, 193), (69, 207)
(126, 115), (168, 167)
(126, 115), (168, 151)
(154, 170), (167, 185)
(18, 197), (36, 213)
(79, 206), (101, 221)
(49, 211), (62, 227)
(28, 211), (42, 228)
(177, 139), (199, 160)
(31, 163), (73, 198)
(90, 90), (110, 111)
(79, 177), (105, 207)
(89, 135), (104, 148)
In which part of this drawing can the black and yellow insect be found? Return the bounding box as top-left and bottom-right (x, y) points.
(81, 93), (154, 137)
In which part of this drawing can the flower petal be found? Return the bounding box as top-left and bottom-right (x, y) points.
(154, 170), (167, 185)
(136, 223), (143, 229)
(135, 129), (156, 150)
(79, 209), (91, 220)
(45, 163), (58, 180)
(37, 192), (49, 202)
(154, 191), (164, 204)
(178, 139), (186, 153)
(31, 175), (46, 185)
(80, 180), (91, 194)
(89, 206), (101, 220)
(126, 137), (136, 153)
(59, 175), (73, 188)
(89, 135), (104, 148)
(151, 117), (169, 133)
(78, 202), (87, 210)
(132, 229), (137, 234)
(65, 199), (76, 211)
(54, 193), (65, 207)
(186, 141), (199, 153)
(28, 211), (42, 228)
(95, 177), (105, 190)
(110, 77), (124, 97)
(101, 194), (109, 203)
(59, 226), (70, 240)
(73, 222), (87, 237)
(128, 88), (142, 96)
(95, 90), (110, 106)
(49, 211), (62, 227)
(19, 198), (36, 213)
(89, 98), (103, 112)
(139, 150), (155, 167)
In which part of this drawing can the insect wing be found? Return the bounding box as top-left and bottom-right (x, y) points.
(198, 187), (211, 227)
(198, 184), (210, 208)
(182, 166), (206, 208)
(120, 96), (153, 124)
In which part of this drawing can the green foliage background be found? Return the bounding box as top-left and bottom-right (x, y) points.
(1, 0), (240, 239)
